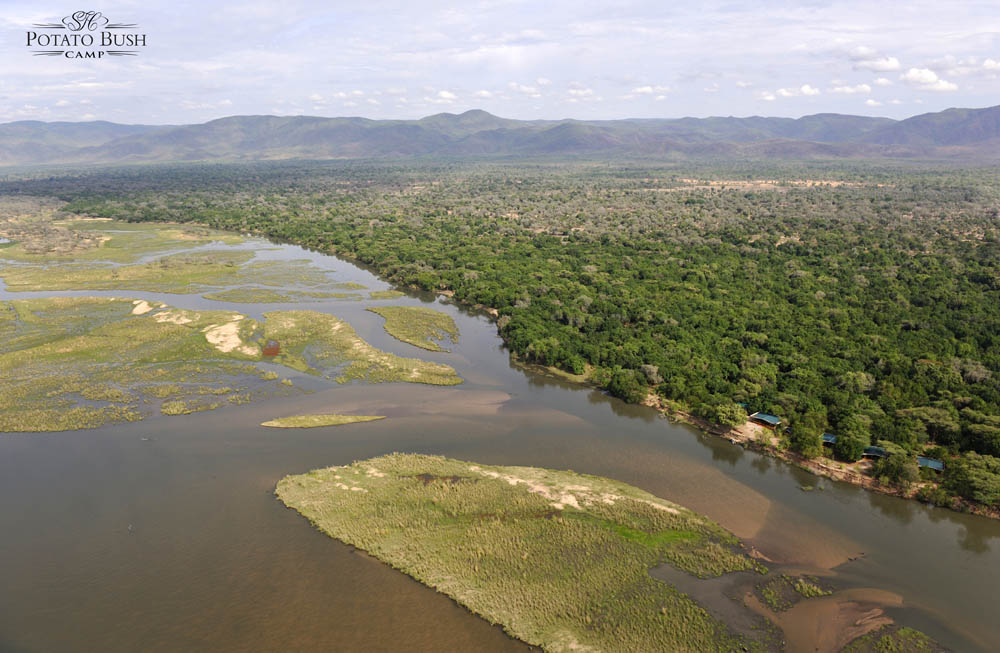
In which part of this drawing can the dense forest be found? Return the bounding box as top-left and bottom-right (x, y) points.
(5, 159), (1000, 507)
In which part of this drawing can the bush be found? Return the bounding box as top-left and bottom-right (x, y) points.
(942, 452), (1000, 506)
(872, 450), (919, 487)
(833, 434), (867, 462)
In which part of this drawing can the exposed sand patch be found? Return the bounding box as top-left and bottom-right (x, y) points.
(750, 587), (903, 653)
(203, 320), (258, 356)
(131, 300), (153, 315)
(153, 310), (196, 325)
(468, 465), (679, 514)
(334, 482), (367, 492)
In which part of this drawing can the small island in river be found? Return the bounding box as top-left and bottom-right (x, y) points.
(368, 305), (460, 351)
(262, 414), (385, 428)
(278, 453), (773, 652)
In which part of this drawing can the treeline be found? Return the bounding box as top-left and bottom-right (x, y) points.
(6, 159), (1000, 507)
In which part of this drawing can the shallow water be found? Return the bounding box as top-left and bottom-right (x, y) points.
(1, 238), (999, 652)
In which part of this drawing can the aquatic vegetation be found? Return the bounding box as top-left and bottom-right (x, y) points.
(792, 577), (831, 599)
(277, 453), (764, 652)
(0, 297), (280, 432)
(0, 202), (242, 263)
(755, 575), (832, 612)
(368, 289), (405, 299)
(0, 250), (256, 293)
(0, 299), (460, 432)
(368, 305), (459, 352)
(841, 625), (938, 653)
(263, 310), (462, 385)
(203, 287), (359, 303)
(261, 414), (385, 428)
(161, 399), (220, 416)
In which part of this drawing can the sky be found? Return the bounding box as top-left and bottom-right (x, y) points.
(1, 0), (999, 124)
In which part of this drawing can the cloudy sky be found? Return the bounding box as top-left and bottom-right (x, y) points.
(2, 0), (998, 124)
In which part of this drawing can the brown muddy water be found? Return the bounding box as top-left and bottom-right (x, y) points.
(1, 240), (999, 652)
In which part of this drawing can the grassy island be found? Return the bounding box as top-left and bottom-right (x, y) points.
(262, 414), (385, 428)
(368, 306), (459, 351)
(368, 289), (405, 300)
(203, 287), (359, 303)
(277, 453), (766, 652)
(0, 298), (460, 432)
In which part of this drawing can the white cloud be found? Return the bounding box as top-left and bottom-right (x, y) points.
(857, 57), (901, 72)
(536, 77), (551, 86)
(849, 47), (902, 72)
(776, 84), (820, 97)
(832, 83), (871, 94)
(631, 85), (670, 95)
(568, 87), (594, 97)
(508, 82), (541, 97)
(735, 81), (753, 88)
(54, 99), (70, 107)
(756, 91), (776, 101)
(703, 83), (719, 93)
(473, 90), (493, 98)
(889, 99), (902, 104)
(423, 90), (458, 105)
(865, 99), (882, 106)
(900, 68), (958, 91)
(984, 59), (1000, 71)
(874, 77), (892, 87)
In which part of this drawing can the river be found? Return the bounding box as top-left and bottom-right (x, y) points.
(0, 237), (998, 652)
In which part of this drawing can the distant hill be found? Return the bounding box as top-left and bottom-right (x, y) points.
(2, 106), (999, 166)
(863, 105), (1000, 147)
(0, 120), (163, 165)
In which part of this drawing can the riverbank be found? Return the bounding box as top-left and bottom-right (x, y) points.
(638, 394), (1000, 523)
(418, 282), (1000, 523)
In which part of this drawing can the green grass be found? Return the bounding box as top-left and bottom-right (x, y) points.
(264, 310), (462, 385)
(277, 453), (766, 653)
(792, 577), (831, 598)
(0, 299), (457, 432)
(1, 253), (346, 295)
(161, 399), (221, 415)
(0, 250), (256, 293)
(754, 575), (832, 612)
(203, 287), (360, 303)
(368, 305), (460, 351)
(369, 289), (406, 299)
(0, 209), (341, 294)
(0, 213), (243, 264)
(261, 414), (385, 428)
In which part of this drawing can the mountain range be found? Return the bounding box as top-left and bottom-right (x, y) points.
(2, 105), (999, 166)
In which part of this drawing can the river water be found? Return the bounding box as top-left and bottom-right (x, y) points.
(0, 238), (998, 652)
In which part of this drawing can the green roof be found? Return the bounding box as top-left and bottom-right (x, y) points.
(749, 412), (781, 426)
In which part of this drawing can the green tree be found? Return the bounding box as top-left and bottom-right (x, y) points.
(943, 452), (1000, 506)
(871, 442), (919, 487)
